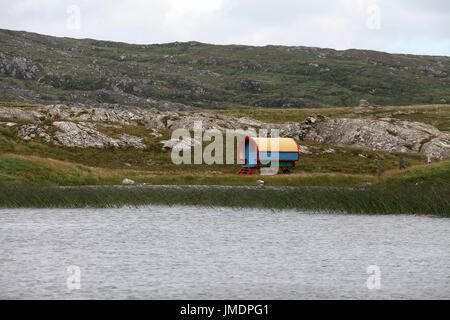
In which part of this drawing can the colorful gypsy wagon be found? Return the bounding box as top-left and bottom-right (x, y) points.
(237, 137), (300, 175)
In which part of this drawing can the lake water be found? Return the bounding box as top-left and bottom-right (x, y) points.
(0, 206), (449, 299)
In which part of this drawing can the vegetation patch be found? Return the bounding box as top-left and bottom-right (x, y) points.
(386, 129), (398, 136)
(0, 184), (448, 216)
(383, 161), (450, 186)
(0, 155), (98, 185)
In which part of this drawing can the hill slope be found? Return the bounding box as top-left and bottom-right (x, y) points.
(0, 28), (449, 110)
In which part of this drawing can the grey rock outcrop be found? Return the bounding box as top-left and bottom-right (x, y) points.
(18, 124), (51, 142)
(161, 137), (202, 151)
(11, 57), (40, 79)
(0, 54), (40, 79)
(119, 134), (147, 150)
(52, 121), (146, 149)
(304, 118), (450, 159)
(421, 139), (450, 160)
(0, 107), (46, 121)
(1, 104), (449, 159)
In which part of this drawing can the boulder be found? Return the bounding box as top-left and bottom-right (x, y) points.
(359, 99), (370, 107)
(160, 137), (201, 151)
(321, 148), (336, 154)
(122, 178), (135, 185)
(119, 134), (146, 150)
(298, 145), (312, 154)
(421, 139), (450, 160)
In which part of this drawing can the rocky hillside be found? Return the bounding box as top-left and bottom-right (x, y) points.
(0, 28), (449, 110)
(1, 104), (448, 159)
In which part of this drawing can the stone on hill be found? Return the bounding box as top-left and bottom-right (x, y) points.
(122, 178), (135, 185)
(0, 121), (16, 127)
(298, 145), (312, 154)
(359, 99), (370, 107)
(160, 137), (202, 151)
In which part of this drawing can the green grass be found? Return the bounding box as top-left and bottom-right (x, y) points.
(0, 157), (43, 182)
(0, 184), (448, 216)
(0, 153), (377, 187)
(383, 161), (450, 186)
(0, 101), (41, 109)
(0, 156), (98, 185)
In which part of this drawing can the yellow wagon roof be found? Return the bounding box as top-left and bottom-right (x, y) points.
(238, 137), (299, 156)
(251, 137), (299, 152)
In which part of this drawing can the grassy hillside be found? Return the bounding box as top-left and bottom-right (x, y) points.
(0, 28), (449, 109)
(383, 161), (450, 186)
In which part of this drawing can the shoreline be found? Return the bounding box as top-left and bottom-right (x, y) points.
(1, 203), (445, 219)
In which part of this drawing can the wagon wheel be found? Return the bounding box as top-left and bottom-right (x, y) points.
(282, 168), (291, 174)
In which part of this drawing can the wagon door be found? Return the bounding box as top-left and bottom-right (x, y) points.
(244, 139), (258, 167)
